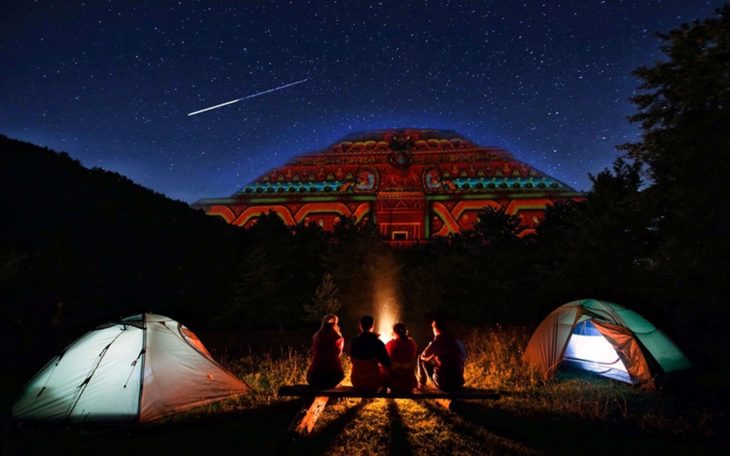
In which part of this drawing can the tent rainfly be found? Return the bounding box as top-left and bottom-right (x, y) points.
(12, 313), (249, 423)
(523, 299), (691, 385)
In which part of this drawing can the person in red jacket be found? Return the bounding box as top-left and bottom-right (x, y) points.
(418, 319), (466, 391)
(306, 314), (345, 388)
(385, 322), (418, 392)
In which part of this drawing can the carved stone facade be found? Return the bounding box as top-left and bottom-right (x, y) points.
(193, 129), (583, 245)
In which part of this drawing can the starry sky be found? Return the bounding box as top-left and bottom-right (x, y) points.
(1, 1), (726, 203)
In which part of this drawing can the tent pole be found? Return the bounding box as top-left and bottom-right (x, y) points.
(136, 313), (148, 423)
(64, 328), (127, 421)
(548, 307), (583, 378)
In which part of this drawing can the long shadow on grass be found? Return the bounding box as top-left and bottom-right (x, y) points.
(424, 400), (716, 455)
(421, 401), (539, 455)
(5, 400), (303, 456)
(285, 398), (369, 455)
(387, 399), (414, 456)
(4, 399), (376, 456)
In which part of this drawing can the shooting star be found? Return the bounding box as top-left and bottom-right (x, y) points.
(187, 78), (309, 116)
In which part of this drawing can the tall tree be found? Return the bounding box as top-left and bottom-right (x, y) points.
(619, 6), (730, 364)
(620, 5), (730, 252)
(534, 159), (653, 302)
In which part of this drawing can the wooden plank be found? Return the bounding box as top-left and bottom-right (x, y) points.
(435, 398), (452, 410)
(288, 396), (330, 436)
(278, 384), (500, 400)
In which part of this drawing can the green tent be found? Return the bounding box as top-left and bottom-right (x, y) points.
(523, 299), (691, 385)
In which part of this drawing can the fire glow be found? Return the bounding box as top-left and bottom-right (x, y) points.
(375, 289), (399, 343)
(370, 253), (401, 343)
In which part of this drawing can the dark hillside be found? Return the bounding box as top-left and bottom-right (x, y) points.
(0, 135), (244, 374)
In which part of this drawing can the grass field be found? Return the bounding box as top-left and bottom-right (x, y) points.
(3, 326), (728, 455)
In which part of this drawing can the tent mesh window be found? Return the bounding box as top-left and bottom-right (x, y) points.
(562, 320), (632, 383)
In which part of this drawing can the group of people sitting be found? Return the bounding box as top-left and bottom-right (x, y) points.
(306, 314), (466, 392)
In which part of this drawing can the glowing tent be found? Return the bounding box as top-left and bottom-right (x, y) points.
(523, 299), (691, 385)
(13, 313), (249, 423)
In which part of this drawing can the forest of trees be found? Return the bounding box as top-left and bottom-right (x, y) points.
(1, 7), (728, 374)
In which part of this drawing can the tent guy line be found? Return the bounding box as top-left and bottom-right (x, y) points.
(187, 78), (310, 116)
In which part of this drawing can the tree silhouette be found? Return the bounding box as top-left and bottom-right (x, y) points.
(304, 272), (341, 322)
(617, 6), (730, 364)
(472, 206), (527, 245)
(619, 5), (730, 256)
(228, 245), (286, 330)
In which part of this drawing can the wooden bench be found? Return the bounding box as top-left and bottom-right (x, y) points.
(278, 385), (500, 435)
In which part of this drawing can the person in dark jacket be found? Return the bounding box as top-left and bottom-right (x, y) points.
(418, 319), (466, 391)
(349, 315), (391, 390)
(306, 314), (345, 388)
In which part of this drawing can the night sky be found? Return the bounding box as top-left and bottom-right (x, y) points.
(1, 1), (725, 203)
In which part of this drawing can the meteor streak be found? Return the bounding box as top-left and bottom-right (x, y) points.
(187, 78), (309, 116)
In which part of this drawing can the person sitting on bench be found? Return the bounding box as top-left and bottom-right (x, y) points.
(349, 315), (391, 390)
(418, 319), (466, 391)
(385, 322), (418, 392)
(306, 314), (345, 388)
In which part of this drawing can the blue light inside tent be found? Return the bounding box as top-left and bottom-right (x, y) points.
(563, 320), (632, 383)
(572, 320), (602, 335)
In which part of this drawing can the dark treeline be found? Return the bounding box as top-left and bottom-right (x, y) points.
(0, 136), (240, 362)
(1, 6), (728, 381)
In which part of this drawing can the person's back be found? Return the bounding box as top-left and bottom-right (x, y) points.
(427, 333), (465, 390)
(307, 314), (345, 388)
(385, 322), (418, 391)
(419, 320), (466, 391)
(350, 315), (391, 390)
